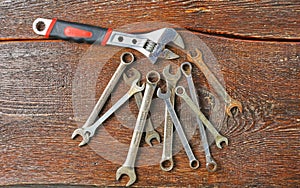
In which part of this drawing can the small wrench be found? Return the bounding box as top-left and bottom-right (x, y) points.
(181, 62), (217, 172)
(116, 71), (160, 187)
(175, 86), (228, 149)
(72, 79), (145, 146)
(187, 48), (242, 117)
(157, 88), (200, 170)
(160, 64), (181, 171)
(72, 52), (135, 145)
(123, 68), (160, 146)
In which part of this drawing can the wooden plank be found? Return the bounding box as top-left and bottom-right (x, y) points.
(0, 31), (299, 186)
(0, 0), (299, 40)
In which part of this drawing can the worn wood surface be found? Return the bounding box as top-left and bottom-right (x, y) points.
(1, 0), (299, 187)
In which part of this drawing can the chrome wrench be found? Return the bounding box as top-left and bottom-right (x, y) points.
(160, 64), (181, 171)
(72, 79), (145, 146)
(175, 86), (228, 149)
(157, 88), (200, 170)
(72, 52), (134, 146)
(187, 48), (242, 117)
(181, 62), (217, 172)
(116, 71), (160, 187)
(123, 68), (160, 146)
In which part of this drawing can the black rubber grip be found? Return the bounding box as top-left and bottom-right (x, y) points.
(49, 20), (110, 44)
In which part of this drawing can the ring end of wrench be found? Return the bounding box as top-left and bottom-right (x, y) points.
(206, 159), (217, 172)
(215, 135), (229, 149)
(226, 99), (243, 117)
(190, 159), (200, 170)
(160, 159), (174, 172)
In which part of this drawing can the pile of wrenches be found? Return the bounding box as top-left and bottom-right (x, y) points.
(72, 50), (242, 186)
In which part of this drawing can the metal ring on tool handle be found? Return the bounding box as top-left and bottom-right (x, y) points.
(180, 62), (193, 77)
(175, 85), (186, 97)
(146, 70), (160, 85)
(190, 159), (200, 170)
(207, 160), (217, 172)
(120, 52), (135, 65)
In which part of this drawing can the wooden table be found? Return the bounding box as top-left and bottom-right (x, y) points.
(1, 1), (299, 187)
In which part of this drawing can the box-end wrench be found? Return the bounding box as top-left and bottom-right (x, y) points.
(181, 62), (217, 172)
(123, 68), (160, 146)
(187, 48), (242, 117)
(175, 86), (228, 149)
(72, 52), (134, 146)
(72, 79), (145, 146)
(157, 88), (200, 170)
(116, 71), (160, 187)
(160, 64), (181, 171)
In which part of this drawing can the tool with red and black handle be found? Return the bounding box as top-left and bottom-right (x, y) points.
(32, 18), (184, 64)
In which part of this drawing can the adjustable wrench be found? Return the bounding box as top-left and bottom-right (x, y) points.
(160, 65), (181, 171)
(157, 88), (200, 170)
(116, 71), (160, 187)
(181, 62), (217, 172)
(72, 79), (145, 146)
(123, 68), (160, 146)
(72, 52), (134, 146)
(187, 48), (242, 117)
(175, 86), (228, 149)
(33, 18), (185, 64)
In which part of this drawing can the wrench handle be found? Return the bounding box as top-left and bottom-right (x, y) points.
(33, 18), (112, 45)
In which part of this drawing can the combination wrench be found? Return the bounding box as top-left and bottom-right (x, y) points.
(187, 48), (242, 117)
(116, 71), (160, 187)
(181, 62), (217, 172)
(72, 79), (145, 146)
(160, 64), (181, 171)
(157, 88), (200, 170)
(72, 52), (134, 146)
(123, 68), (160, 146)
(175, 86), (228, 149)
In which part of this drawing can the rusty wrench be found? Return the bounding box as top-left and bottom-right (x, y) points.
(187, 48), (242, 117)
(181, 62), (217, 172)
(123, 68), (160, 146)
(160, 65), (181, 171)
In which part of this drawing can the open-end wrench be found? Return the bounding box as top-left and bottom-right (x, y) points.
(181, 62), (217, 172)
(33, 18), (185, 64)
(187, 48), (242, 117)
(72, 79), (145, 146)
(71, 52), (134, 145)
(123, 68), (160, 146)
(160, 64), (181, 171)
(116, 71), (160, 187)
(157, 88), (200, 170)
(175, 86), (228, 149)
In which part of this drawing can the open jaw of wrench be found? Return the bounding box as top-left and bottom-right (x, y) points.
(72, 52), (134, 143)
(123, 68), (160, 146)
(186, 48), (242, 117)
(72, 79), (145, 146)
(181, 62), (217, 172)
(157, 88), (200, 170)
(116, 71), (160, 187)
(33, 18), (185, 64)
(160, 64), (181, 171)
(175, 86), (228, 149)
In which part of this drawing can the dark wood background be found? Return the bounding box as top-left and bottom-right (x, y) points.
(1, 1), (299, 187)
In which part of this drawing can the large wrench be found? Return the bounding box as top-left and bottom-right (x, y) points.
(157, 88), (200, 170)
(116, 71), (160, 187)
(175, 86), (228, 149)
(123, 68), (160, 146)
(160, 64), (181, 171)
(181, 62), (217, 172)
(187, 48), (242, 117)
(72, 52), (134, 146)
(72, 79), (145, 146)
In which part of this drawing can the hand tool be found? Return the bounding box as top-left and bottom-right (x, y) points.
(123, 68), (160, 146)
(32, 18), (185, 64)
(71, 52), (134, 145)
(160, 64), (181, 171)
(175, 86), (228, 149)
(181, 62), (217, 172)
(157, 88), (200, 170)
(187, 48), (242, 117)
(72, 79), (145, 146)
(116, 71), (160, 187)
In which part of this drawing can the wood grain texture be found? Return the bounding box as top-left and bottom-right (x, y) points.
(1, 32), (299, 186)
(0, 0), (299, 40)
